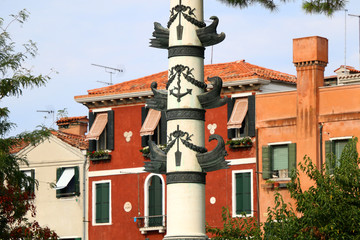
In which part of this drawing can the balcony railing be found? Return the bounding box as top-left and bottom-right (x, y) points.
(134, 215), (166, 234)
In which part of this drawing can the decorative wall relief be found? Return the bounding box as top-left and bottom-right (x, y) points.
(124, 131), (133, 142)
(207, 123), (217, 134)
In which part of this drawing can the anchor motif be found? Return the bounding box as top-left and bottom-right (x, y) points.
(168, 0), (206, 40)
(168, 64), (206, 102)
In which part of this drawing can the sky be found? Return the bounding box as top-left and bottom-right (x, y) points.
(1, 0), (360, 136)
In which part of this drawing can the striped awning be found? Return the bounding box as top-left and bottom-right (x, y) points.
(87, 113), (108, 140)
(140, 109), (161, 136)
(227, 98), (248, 129)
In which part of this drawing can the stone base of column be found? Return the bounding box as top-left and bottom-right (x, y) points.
(163, 235), (209, 240)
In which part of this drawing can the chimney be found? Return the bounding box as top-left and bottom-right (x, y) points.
(56, 116), (88, 136)
(293, 36), (328, 168)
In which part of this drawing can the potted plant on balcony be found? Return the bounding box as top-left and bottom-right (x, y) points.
(226, 137), (253, 149)
(87, 150), (111, 161)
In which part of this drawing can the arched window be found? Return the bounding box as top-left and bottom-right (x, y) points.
(144, 174), (165, 227)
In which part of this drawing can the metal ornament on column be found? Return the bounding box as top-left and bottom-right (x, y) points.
(145, 0), (228, 239)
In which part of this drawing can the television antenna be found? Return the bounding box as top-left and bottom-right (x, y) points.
(36, 110), (55, 128)
(91, 63), (124, 85)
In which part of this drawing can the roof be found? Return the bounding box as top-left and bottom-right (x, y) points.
(51, 131), (88, 150)
(56, 116), (88, 125)
(334, 65), (360, 73)
(75, 60), (296, 100)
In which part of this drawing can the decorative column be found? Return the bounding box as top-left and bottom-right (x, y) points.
(146, 1), (227, 239)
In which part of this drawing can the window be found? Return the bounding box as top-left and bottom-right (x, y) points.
(22, 169), (35, 196)
(227, 95), (255, 139)
(55, 167), (80, 198)
(232, 170), (253, 217)
(141, 107), (167, 147)
(88, 110), (114, 152)
(325, 138), (351, 173)
(144, 174), (165, 228)
(262, 143), (296, 179)
(93, 181), (111, 225)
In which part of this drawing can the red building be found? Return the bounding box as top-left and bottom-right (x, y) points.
(75, 60), (296, 239)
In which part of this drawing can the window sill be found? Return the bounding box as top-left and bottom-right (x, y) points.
(139, 226), (166, 234)
(90, 155), (111, 162)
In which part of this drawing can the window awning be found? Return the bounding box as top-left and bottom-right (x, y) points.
(87, 113), (108, 140)
(140, 109), (161, 136)
(55, 168), (75, 190)
(227, 98), (248, 129)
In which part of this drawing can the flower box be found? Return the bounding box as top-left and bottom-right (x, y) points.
(87, 150), (111, 162)
(226, 137), (253, 149)
(90, 155), (111, 162)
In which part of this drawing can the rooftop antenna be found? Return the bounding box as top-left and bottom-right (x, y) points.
(348, 13), (360, 69)
(36, 110), (54, 128)
(344, 9), (348, 69)
(91, 63), (124, 85)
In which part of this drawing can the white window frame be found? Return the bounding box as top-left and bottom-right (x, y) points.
(144, 174), (166, 227)
(232, 169), (254, 218)
(92, 180), (112, 226)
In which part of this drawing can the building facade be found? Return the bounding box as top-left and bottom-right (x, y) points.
(17, 117), (88, 240)
(75, 60), (296, 239)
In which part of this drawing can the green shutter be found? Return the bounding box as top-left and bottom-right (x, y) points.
(107, 110), (114, 150)
(262, 146), (271, 179)
(141, 107), (149, 147)
(30, 169), (35, 195)
(236, 172), (251, 215)
(88, 112), (96, 152)
(325, 140), (334, 174)
(227, 98), (236, 139)
(75, 167), (80, 196)
(96, 182), (110, 223)
(149, 176), (163, 226)
(288, 143), (297, 177)
(247, 95), (256, 137)
(56, 168), (64, 198)
(160, 111), (167, 145)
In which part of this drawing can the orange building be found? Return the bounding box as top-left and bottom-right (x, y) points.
(256, 36), (360, 223)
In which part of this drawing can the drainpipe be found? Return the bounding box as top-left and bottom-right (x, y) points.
(82, 150), (88, 240)
(319, 123), (323, 172)
(255, 129), (260, 227)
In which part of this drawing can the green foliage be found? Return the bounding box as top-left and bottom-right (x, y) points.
(265, 138), (360, 239)
(0, 9), (57, 239)
(216, 0), (347, 15)
(206, 207), (263, 239)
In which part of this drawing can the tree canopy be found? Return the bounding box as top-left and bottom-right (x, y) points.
(216, 0), (348, 16)
(0, 9), (57, 239)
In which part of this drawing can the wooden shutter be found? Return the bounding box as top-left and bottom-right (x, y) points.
(96, 182), (110, 223)
(75, 167), (80, 196)
(227, 98), (236, 139)
(325, 140), (334, 174)
(160, 111), (167, 145)
(88, 112), (96, 152)
(149, 176), (162, 226)
(236, 172), (251, 215)
(106, 110), (114, 150)
(262, 146), (271, 179)
(56, 168), (64, 198)
(141, 107), (149, 147)
(288, 143), (297, 177)
(248, 95), (256, 137)
(30, 169), (35, 196)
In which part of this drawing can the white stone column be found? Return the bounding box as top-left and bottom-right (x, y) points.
(165, 0), (207, 239)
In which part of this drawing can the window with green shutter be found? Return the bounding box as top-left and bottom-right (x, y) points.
(88, 111), (114, 152)
(262, 143), (296, 179)
(95, 182), (110, 224)
(56, 166), (80, 198)
(325, 138), (350, 173)
(148, 176), (163, 227)
(22, 169), (35, 197)
(233, 171), (253, 217)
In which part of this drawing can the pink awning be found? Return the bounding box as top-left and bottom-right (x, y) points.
(87, 113), (108, 140)
(140, 109), (161, 136)
(227, 98), (248, 129)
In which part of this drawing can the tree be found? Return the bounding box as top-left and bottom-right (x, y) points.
(265, 137), (360, 239)
(0, 9), (58, 239)
(216, 0), (348, 16)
